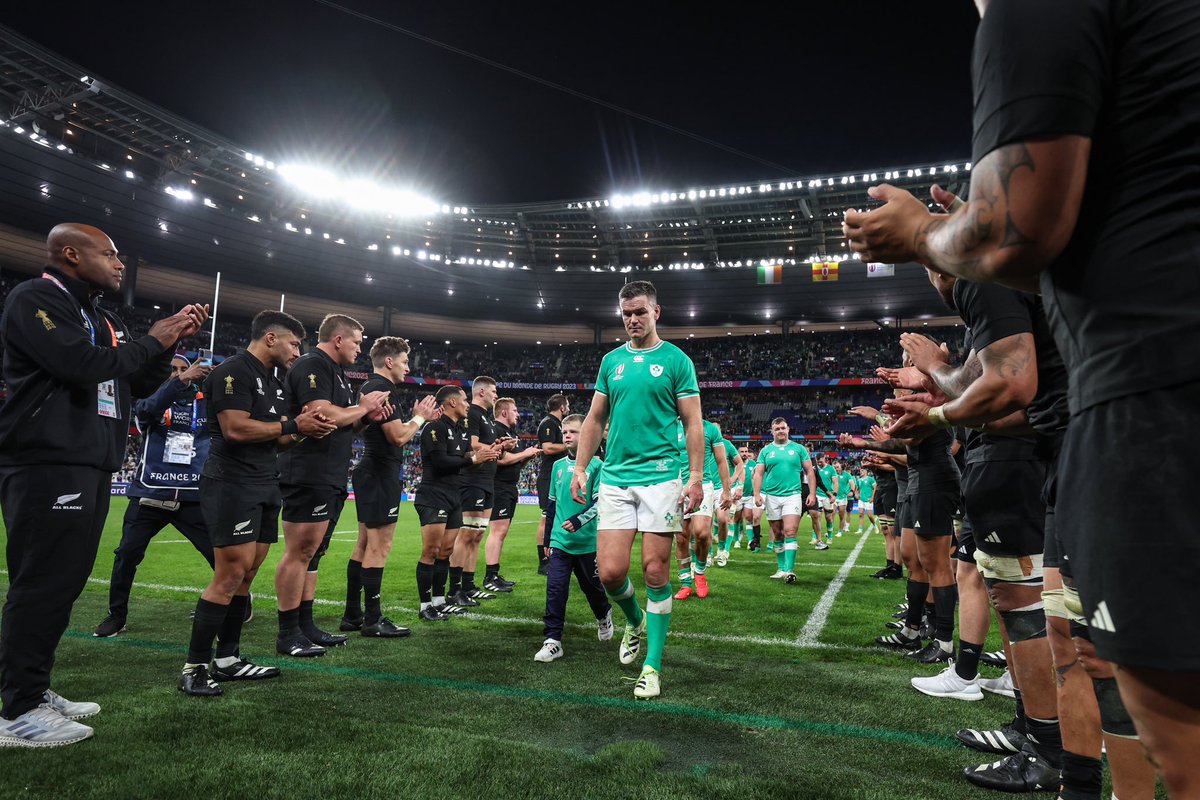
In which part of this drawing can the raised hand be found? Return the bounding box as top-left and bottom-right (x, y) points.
(412, 394), (438, 420)
(899, 333), (951, 375)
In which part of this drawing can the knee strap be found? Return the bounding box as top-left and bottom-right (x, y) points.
(307, 527), (335, 571)
(1093, 677), (1138, 738)
(1000, 607), (1047, 643)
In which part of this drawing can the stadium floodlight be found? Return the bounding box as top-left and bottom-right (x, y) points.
(204, 198), (218, 208)
(165, 186), (194, 201)
(124, 170), (135, 179)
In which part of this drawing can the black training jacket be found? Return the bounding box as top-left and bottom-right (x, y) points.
(0, 267), (172, 471)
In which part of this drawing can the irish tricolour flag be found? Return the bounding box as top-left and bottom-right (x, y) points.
(757, 264), (782, 284)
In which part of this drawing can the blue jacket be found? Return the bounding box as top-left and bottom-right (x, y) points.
(127, 377), (210, 502)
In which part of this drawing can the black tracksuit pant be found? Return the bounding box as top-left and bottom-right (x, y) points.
(0, 465), (111, 719)
(108, 499), (213, 619)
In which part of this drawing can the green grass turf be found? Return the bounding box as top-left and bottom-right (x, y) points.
(0, 500), (1153, 798)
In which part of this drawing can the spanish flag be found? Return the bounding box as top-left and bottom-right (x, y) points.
(812, 261), (839, 282)
(757, 264), (782, 284)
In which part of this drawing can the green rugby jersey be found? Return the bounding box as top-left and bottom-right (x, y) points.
(741, 458), (757, 495)
(819, 464), (838, 498)
(548, 453), (603, 554)
(701, 420), (724, 485)
(857, 474), (877, 501)
(595, 340), (699, 487)
(757, 441), (811, 496)
(722, 438), (738, 486)
(836, 471), (853, 500)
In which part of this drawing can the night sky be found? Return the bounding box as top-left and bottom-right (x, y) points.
(4, 2), (981, 206)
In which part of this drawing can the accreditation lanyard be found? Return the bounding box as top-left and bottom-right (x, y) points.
(41, 272), (118, 347)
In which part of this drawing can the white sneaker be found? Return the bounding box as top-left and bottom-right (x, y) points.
(42, 690), (100, 721)
(632, 665), (660, 699)
(733, 541), (741, 549)
(835, 531), (843, 537)
(0, 704), (94, 748)
(855, 528), (863, 534)
(769, 570), (786, 579)
(911, 664), (983, 701)
(716, 551), (729, 567)
(979, 669), (1016, 698)
(534, 638), (563, 662)
(597, 610), (614, 642)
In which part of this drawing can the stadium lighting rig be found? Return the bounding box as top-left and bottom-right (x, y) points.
(592, 162), (971, 213)
(275, 163), (445, 218)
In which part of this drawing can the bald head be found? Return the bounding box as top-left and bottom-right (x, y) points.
(47, 223), (124, 292)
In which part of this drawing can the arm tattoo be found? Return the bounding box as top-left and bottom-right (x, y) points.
(979, 334), (1034, 380)
(914, 142), (1037, 281)
(930, 352), (983, 401)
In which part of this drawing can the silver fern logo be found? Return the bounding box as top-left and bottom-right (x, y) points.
(52, 493), (84, 510)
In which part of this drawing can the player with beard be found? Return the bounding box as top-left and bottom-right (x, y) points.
(484, 397), (541, 592)
(340, 336), (438, 638)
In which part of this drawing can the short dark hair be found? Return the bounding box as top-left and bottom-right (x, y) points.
(435, 384), (466, 405)
(771, 417), (788, 426)
(370, 336), (410, 367)
(251, 310), (305, 342)
(472, 376), (497, 393)
(619, 280), (657, 304)
(318, 313), (364, 342)
(547, 394), (568, 413)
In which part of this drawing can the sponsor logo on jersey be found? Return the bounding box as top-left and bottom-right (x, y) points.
(51, 492), (84, 510)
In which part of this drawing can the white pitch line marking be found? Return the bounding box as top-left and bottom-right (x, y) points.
(795, 530), (872, 646)
(0, 570), (873, 652)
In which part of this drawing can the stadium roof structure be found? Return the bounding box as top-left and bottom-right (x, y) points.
(0, 24), (966, 342)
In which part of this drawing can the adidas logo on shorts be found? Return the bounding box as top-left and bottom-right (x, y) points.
(1089, 601), (1116, 633)
(984, 532), (1002, 544)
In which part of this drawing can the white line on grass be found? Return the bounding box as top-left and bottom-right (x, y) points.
(795, 530), (872, 647)
(0, 570), (872, 653)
